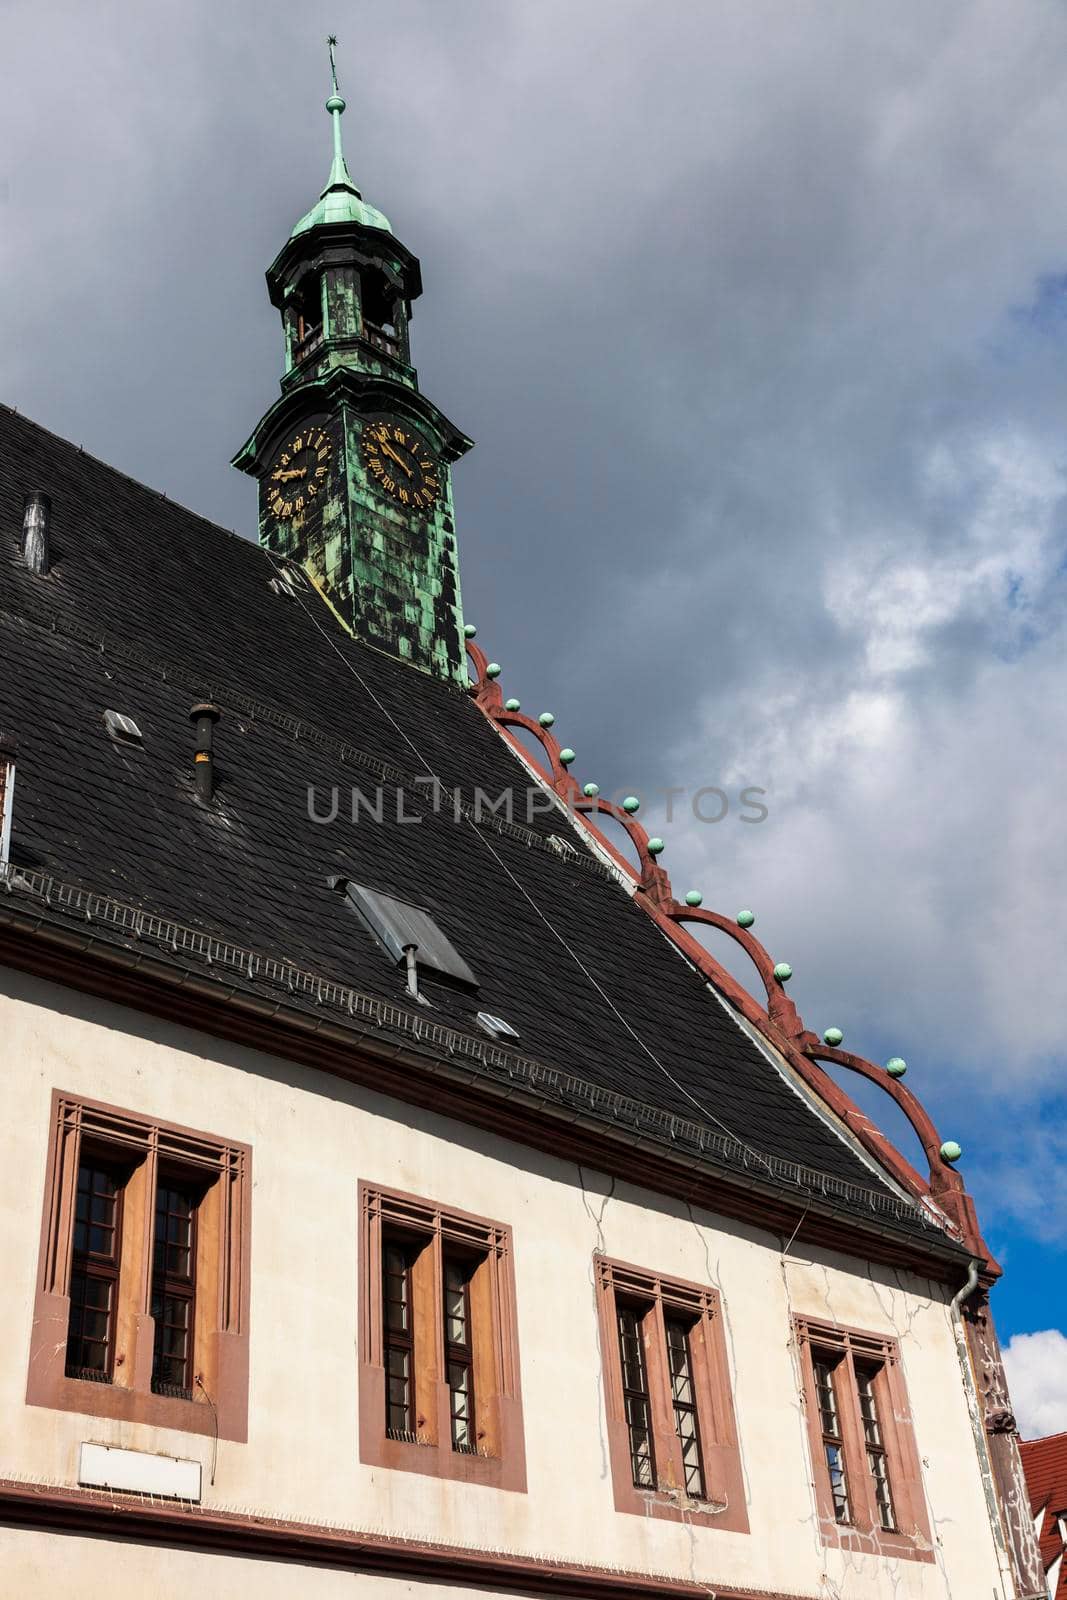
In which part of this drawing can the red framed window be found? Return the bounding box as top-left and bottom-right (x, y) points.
(30, 1091), (251, 1443)
(594, 1256), (747, 1532)
(795, 1316), (933, 1561)
(359, 1182), (526, 1492)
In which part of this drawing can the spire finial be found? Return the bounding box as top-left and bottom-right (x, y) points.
(323, 33), (358, 195)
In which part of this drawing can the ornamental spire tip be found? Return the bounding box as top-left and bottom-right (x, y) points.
(322, 33), (357, 196)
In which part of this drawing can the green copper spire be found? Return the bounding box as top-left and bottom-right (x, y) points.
(325, 35), (354, 191)
(291, 36), (392, 239)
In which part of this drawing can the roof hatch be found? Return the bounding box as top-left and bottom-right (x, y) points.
(342, 882), (477, 987)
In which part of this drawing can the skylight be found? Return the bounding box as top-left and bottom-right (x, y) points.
(342, 882), (477, 987)
(103, 710), (143, 745)
(477, 1012), (519, 1041)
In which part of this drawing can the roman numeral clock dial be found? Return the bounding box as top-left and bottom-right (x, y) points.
(360, 420), (441, 511)
(267, 426), (332, 521)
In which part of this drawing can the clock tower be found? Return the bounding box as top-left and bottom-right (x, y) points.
(233, 40), (473, 681)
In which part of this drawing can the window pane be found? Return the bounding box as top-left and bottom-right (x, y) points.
(664, 1318), (705, 1500)
(66, 1269), (114, 1380)
(383, 1242), (415, 1435)
(813, 1356), (851, 1525)
(617, 1305), (656, 1489)
(150, 1179), (198, 1398)
(856, 1367), (897, 1531)
(443, 1259), (476, 1452)
(66, 1162), (123, 1383)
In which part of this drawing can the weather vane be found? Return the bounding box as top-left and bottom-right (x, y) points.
(327, 34), (340, 98)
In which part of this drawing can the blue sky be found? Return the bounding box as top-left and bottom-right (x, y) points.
(2, 0), (1066, 1432)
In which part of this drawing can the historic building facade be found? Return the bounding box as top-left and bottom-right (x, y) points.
(0, 51), (1045, 1600)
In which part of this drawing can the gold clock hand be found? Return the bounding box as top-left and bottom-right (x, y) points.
(380, 441), (414, 478)
(272, 468), (307, 482)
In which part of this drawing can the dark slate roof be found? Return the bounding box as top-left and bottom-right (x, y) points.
(0, 405), (949, 1247)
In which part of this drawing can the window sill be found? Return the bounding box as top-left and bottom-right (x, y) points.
(605, 1427), (748, 1531)
(31, 1354), (218, 1439)
(819, 1517), (936, 1564)
(27, 1288), (248, 1442)
(359, 1364), (526, 1492)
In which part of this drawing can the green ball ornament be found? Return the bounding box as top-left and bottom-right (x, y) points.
(538, 712), (555, 727)
(559, 748), (576, 766)
(647, 837), (665, 856)
(685, 890), (703, 907)
(463, 623), (477, 638)
(737, 909), (755, 928)
(583, 782), (599, 798)
(940, 1140), (962, 1164)
(773, 961), (793, 982)
(885, 1057), (907, 1078)
(823, 1027), (843, 1047)
(486, 662), (502, 679)
(504, 697), (521, 711)
(622, 796), (640, 814)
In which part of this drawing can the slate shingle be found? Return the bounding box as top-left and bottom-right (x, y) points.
(0, 405), (943, 1243)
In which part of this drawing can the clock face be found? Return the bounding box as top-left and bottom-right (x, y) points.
(360, 419), (441, 511)
(266, 424), (332, 520)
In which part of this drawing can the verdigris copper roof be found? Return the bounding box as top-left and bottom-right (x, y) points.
(0, 404), (962, 1256)
(290, 63), (391, 238)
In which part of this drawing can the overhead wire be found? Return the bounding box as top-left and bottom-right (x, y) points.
(270, 553), (782, 1180)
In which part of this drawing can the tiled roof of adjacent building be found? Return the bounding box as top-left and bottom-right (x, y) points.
(1021, 1432), (1067, 1599)
(0, 404), (967, 1256)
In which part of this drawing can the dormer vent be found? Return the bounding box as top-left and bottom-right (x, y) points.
(342, 882), (477, 988)
(104, 710), (143, 746)
(476, 1012), (519, 1041)
(21, 492), (51, 575)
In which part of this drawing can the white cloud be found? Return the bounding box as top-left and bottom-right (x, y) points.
(662, 419), (1067, 1082)
(1004, 1330), (1067, 1440)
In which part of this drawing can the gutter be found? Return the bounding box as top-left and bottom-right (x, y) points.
(0, 893), (973, 1280)
(950, 1258), (1017, 1599)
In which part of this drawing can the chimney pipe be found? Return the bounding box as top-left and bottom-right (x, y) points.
(21, 493), (51, 575)
(189, 703), (221, 801)
(0, 731), (17, 867)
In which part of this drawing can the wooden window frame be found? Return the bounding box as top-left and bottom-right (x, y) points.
(794, 1315), (933, 1562)
(150, 1174), (201, 1401)
(594, 1255), (748, 1532)
(358, 1182), (526, 1491)
(382, 1237), (418, 1439)
(27, 1090), (251, 1442)
(65, 1156), (127, 1384)
(442, 1254), (477, 1453)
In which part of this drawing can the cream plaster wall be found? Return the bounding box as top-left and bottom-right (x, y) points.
(0, 966), (1007, 1599)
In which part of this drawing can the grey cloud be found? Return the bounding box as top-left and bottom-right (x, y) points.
(3, 1), (1067, 1123)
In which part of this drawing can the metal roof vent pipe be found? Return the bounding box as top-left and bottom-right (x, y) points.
(21, 492), (51, 575)
(189, 702), (221, 801)
(0, 731), (17, 868)
(402, 943), (431, 1008)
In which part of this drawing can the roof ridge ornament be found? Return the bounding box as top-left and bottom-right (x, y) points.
(323, 34), (360, 199)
